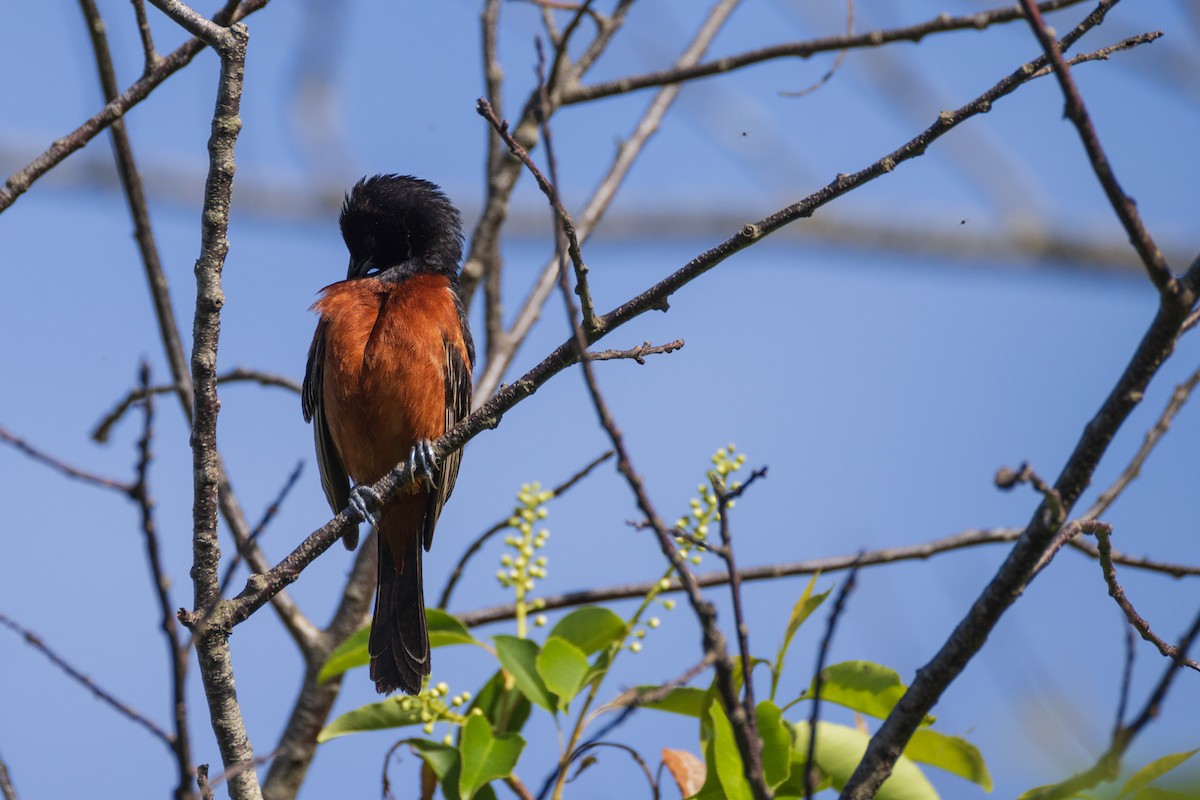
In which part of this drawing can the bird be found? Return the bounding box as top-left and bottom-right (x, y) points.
(302, 175), (474, 695)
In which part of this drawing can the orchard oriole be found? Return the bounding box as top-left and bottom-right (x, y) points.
(303, 175), (474, 695)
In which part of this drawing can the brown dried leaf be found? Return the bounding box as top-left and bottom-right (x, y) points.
(420, 761), (437, 800)
(662, 748), (706, 797)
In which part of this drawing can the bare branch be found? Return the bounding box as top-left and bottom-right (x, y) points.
(477, 94), (598, 333)
(179, 20), (263, 800)
(1091, 524), (1200, 670)
(536, 70), (770, 798)
(0, 423), (133, 494)
(841, 10), (1193, 793)
(712, 470), (766, 739)
(93, 367), (301, 443)
(0, 611), (172, 746)
(130, 363), (196, 800)
(0, 0), (269, 214)
(457, 523), (1200, 627)
(147, 0), (237, 50)
(1018, 0), (1178, 296)
(1085, 364), (1200, 519)
(563, 0), (1092, 105)
(473, 0), (744, 402)
(587, 340), (685, 364)
(76, 0), (192, 421)
(806, 563), (861, 799)
(132, 0), (161, 72)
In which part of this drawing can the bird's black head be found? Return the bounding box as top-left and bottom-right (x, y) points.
(339, 175), (464, 281)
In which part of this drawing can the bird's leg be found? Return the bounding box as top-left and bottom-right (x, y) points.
(347, 485), (382, 527)
(409, 439), (437, 490)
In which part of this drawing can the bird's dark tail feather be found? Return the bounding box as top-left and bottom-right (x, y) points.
(369, 518), (429, 695)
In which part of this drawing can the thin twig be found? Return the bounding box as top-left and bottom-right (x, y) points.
(216, 461), (305, 599)
(1018, 0), (1177, 296)
(587, 340), (685, 363)
(533, 59), (770, 798)
(0, 0), (270, 214)
(805, 563), (860, 800)
(779, 0), (854, 98)
(0, 424), (132, 494)
(92, 367), (302, 443)
(1091, 525), (1200, 670)
(842, 10), (1192, 794)
(564, 742), (658, 799)
(472, 0), (744, 402)
(712, 471), (764, 741)
(130, 363), (196, 800)
(132, 0), (161, 72)
(456, 523), (1200, 628)
(437, 450), (614, 609)
(1113, 624), (1135, 740)
(563, 0), (1091, 104)
(76, 0), (192, 423)
(0, 611), (172, 745)
(1085, 364), (1200, 519)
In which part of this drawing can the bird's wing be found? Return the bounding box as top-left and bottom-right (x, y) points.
(423, 333), (472, 551)
(303, 319), (353, 540)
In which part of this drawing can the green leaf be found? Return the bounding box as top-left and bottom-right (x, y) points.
(772, 575), (830, 700)
(535, 636), (590, 707)
(317, 625), (371, 684)
(428, 608), (482, 648)
(801, 661), (935, 725)
(1120, 750), (1200, 798)
(905, 728), (992, 790)
(412, 739), (460, 780)
(317, 696), (428, 742)
(786, 720), (938, 800)
(757, 700), (792, 789)
(494, 636), (556, 713)
(411, 739), (462, 800)
(707, 701), (754, 800)
(548, 607), (628, 654)
(458, 712), (525, 800)
(641, 686), (711, 718)
(318, 611), (478, 684)
(470, 670), (532, 735)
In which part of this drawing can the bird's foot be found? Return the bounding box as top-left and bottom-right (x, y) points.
(348, 485), (382, 527)
(409, 439), (437, 490)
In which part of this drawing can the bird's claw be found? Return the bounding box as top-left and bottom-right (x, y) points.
(410, 439), (437, 490)
(348, 485), (382, 527)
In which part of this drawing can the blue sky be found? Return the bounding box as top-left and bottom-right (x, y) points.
(1, 1), (1198, 798)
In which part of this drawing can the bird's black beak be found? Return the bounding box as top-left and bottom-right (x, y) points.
(348, 256), (375, 279)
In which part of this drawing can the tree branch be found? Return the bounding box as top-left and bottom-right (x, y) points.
(1092, 524), (1200, 670)
(0, 611), (172, 746)
(175, 18), (262, 799)
(1017, 0), (1177, 296)
(562, 0), (1092, 105)
(130, 363), (196, 800)
(0, 0), (269, 214)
